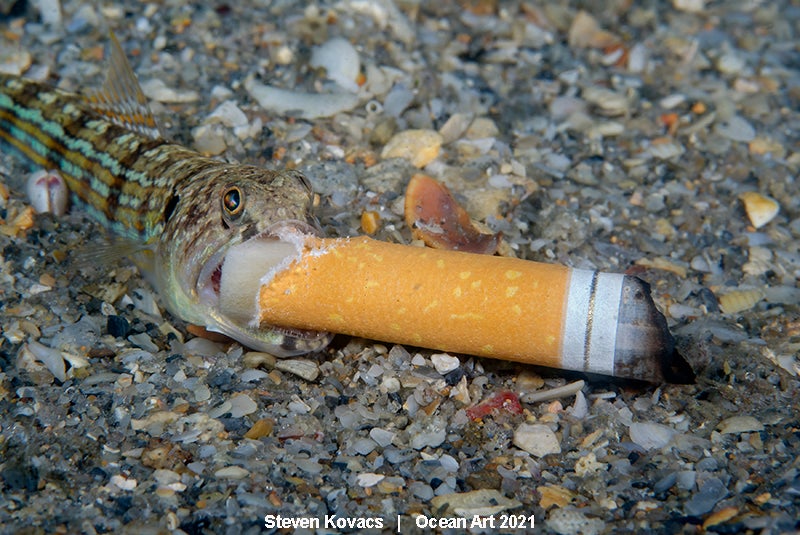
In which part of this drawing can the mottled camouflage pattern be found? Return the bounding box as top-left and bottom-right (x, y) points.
(0, 74), (330, 354)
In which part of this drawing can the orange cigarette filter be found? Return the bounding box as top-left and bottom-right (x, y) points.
(251, 235), (691, 383)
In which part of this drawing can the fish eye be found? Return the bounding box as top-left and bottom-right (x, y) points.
(222, 186), (244, 219)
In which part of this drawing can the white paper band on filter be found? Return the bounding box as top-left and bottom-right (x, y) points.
(562, 268), (593, 371)
(562, 269), (624, 376)
(587, 272), (624, 374)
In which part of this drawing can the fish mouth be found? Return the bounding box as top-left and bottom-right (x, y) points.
(196, 220), (331, 354)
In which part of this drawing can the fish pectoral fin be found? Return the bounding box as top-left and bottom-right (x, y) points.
(74, 236), (152, 270)
(84, 31), (164, 140)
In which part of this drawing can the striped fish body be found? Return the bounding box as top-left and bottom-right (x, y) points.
(0, 74), (210, 240)
(0, 40), (332, 355)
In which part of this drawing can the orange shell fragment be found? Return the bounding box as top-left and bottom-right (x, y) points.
(404, 174), (500, 255)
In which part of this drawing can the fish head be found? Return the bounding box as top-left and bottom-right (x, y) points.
(158, 165), (333, 356)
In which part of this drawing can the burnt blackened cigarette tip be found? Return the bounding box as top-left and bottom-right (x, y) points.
(613, 276), (694, 383)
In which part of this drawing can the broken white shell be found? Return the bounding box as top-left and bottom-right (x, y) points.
(310, 37), (361, 93)
(739, 191), (779, 229)
(26, 169), (68, 215)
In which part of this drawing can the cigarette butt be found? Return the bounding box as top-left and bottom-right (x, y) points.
(255, 236), (692, 383)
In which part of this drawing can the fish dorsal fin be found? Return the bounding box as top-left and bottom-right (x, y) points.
(85, 32), (164, 140)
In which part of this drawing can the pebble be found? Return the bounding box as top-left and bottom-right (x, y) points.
(547, 507), (605, 535)
(703, 506), (739, 530)
(244, 418), (273, 440)
(213, 466), (249, 479)
(194, 383), (211, 403)
(465, 117), (499, 139)
(109, 475), (138, 491)
(191, 112), (249, 155)
(654, 472), (678, 494)
(208, 401), (232, 419)
(294, 459), (323, 474)
(1, 204), (35, 237)
(369, 427), (395, 447)
(684, 477), (729, 516)
(380, 376), (401, 393)
(717, 415), (765, 434)
(550, 96), (587, 120)
(351, 437), (376, 455)
(438, 113), (472, 144)
(716, 53), (746, 75)
(715, 115), (756, 142)
(409, 426), (446, 450)
(748, 137), (786, 157)
(107, 315), (130, 338)
(183, 337), (224, 357)
(569, 390), (589, 420)
(568, 11), (617, 49)
(242, 351), (277, 370)
(539, 485), (575, 509)
(0, 47), (33, 76)
(676, 470), (697, 491)
(381, 129), (442, 168)
(516, 371), (545, 392)
(409, 481), (434, 501)
(382, 83), (415, 117)
(356, 472), (384, 487)
(455, 137), (494, 158)
(582, 86), (630, 116)
(439, 454), (459, 472)
(673, 0), (706, 13)
(574, 452), (605, 477)
(628, 422), (676, 450)
(334, 405), (360, 429)
(648, 140), (685, 160)
(591, 121), (625, 137)
(140, 79), (200, 103)
(127, 333), (159, 353)
(239, 369), (269, 383)
(32, 0), (62, 26)
(228, 393), (257, 418)
(739, 191), (779, 228)
(627, 43), (648, 72)
(129, 288), (162, 318)
(24, 340), (66, 382)
(513, 423), (561, 457)
(153, 469), (180, 486)
(360, 210), (380, 234)
(659, 93), (686, 109)
(742, 246), (772, 277)
(274, 358), (320, 381)
(204, 100), (249, 130)
(430, 353), (460, 374)
(430, 489), (521, 516)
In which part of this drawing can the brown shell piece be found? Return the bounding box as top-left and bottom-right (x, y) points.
(404, 174), (500, 254)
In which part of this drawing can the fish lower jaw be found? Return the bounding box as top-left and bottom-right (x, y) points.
(194, 222), (332, 354)
(204, 318), (333, 357)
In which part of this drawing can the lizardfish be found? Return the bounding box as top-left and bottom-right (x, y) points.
(0, 34), (332, 355)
